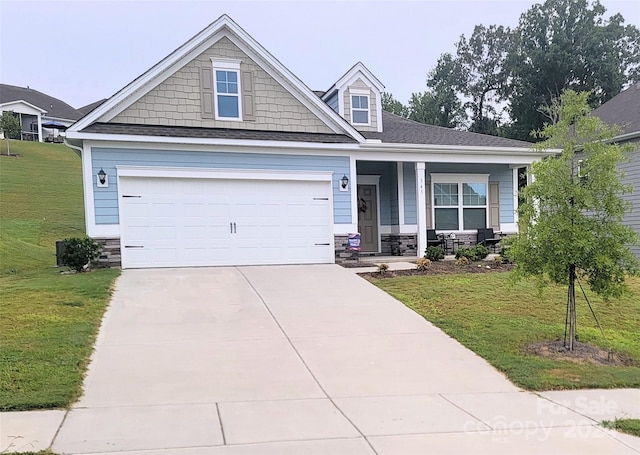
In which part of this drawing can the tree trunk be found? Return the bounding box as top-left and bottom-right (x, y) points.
(568, 264), (577, 351)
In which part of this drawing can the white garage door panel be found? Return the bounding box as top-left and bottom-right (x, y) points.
(120, 176), (332, 268)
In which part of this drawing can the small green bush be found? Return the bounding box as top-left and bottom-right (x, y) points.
(59, 237), (101, 272)
(424, 246), (445, 261)
(455, 244), (490, 262)
(416, 258), (431, 271)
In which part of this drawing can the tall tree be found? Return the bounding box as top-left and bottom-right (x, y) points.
(455, 25), (513, 134)
(424, 53), (467, 129)
(507, 0), (640, 141)
(381, 92), (409, 117)
(509, 90), (639, 350)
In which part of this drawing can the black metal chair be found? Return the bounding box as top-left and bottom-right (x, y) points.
(477, 228), (501, 253)
(427, 229), (445, 249)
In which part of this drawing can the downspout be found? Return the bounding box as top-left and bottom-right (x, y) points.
(63, 135), (82, 157)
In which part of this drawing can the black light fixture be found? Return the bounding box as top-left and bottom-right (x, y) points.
(97, 168), (107, 185)
(340, 174), (349, 190)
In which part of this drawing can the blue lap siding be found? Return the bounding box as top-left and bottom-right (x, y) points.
(91, 147), (351, 225)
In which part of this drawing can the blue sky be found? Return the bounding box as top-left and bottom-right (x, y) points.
(1, 0), (638, 109)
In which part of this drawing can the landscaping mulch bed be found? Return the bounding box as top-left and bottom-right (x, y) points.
(357, 261), (515, 279)
(526, 340), (636, 367)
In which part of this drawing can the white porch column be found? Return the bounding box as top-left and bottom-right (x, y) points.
(416, 162), (427, 257)
(397, 162), (405, 227)
(37, 115), (43, 142)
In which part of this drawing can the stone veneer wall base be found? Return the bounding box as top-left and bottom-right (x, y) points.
(93, 238), (122, 268)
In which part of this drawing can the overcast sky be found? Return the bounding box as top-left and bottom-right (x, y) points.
(1, 0), (638, 109)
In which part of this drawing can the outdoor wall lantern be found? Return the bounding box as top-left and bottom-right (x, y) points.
(340, 174), (349, 191)
(97, 168), (108, 188)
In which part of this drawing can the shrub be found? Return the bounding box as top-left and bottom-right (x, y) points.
(500, 237), (514, 263)
(456, 256), (470, 266)
(416, 258), (431, 271)
(377, 263), (389, 273)
(59, 237), (101, 272)
(424, 246), (445, 261)
(455, 245), (490, 262)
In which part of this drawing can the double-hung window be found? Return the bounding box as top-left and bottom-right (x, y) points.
(432, 175), (489, 231)
(212, 59), (242, 120)
(351, 92), (370, 125)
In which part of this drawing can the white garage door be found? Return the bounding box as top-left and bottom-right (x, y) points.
(119, 176), (333, 269)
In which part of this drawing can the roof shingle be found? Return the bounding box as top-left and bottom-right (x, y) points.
(591, 84), (640, 135)
(81, 122), (358, 143)
(0, 84), (81, 121)
(363, 111), (533, 148)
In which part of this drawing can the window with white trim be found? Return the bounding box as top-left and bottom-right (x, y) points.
(432, 175), (489, 231)
(212, 59), (242, 120)
(351, 94), (369, 124)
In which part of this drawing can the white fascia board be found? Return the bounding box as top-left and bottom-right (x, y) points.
(352, 149), (550, 165)
(333, 62), (385, 93)
(116, 166), (333, 182)
(1, 100), (48, 114)
(69, 132), (360, 153)
(321, 87), (337, 101)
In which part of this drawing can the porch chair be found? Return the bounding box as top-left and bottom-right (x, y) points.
(477, 228), (501, 253)
(426, 229), (445, 250)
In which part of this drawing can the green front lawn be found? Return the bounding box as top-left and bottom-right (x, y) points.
(0, 140), (119, 411)
(374, 271), (640, 390)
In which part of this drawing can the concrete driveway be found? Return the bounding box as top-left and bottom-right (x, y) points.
(52, 265), (640, 454)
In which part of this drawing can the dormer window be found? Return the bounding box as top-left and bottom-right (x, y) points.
(351, 94), (369, 125)
(212, 58), (242, 121)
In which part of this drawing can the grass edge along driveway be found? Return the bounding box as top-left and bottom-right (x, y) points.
(373, 271), (640, 391)
(1, 140), (120, 411)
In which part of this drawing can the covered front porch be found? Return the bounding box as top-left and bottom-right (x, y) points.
(335, 156), (531, 261)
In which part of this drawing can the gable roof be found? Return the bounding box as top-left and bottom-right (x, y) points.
(363, 111), (533, 148)
(0, 84), (81, 121)
(321, 62), (385, 98)
(68, 15), (365, 142)
(591, 83), (640, 137)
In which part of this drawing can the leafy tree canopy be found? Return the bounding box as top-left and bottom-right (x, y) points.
(507, 0), (640, 140)
(509, 90), (639, 349)
(384, 0), (640, 140)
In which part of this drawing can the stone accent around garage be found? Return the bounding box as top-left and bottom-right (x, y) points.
(93, 238), (121, 268)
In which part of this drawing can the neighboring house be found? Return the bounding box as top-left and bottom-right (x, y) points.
(0, 84), (81, 142)
(591, 83), (640, 259)
(65, 15), (551, 269)
(78, 99), (107, 117)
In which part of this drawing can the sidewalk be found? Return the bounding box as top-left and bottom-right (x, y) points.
(2, 389), (638, 453)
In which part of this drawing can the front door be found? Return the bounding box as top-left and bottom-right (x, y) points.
(357, 184), (379, 252)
